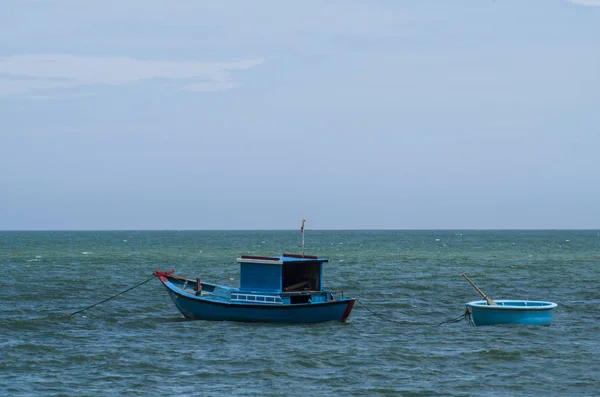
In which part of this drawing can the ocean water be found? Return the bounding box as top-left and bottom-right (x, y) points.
(1, 230), (599, 396)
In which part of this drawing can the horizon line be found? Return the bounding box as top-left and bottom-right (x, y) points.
(1, 228), (598, 232)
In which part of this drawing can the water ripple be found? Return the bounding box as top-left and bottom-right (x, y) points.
(1, 230), (599, 396)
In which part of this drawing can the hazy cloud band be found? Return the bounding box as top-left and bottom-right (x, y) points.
(0, 54), (264, 97)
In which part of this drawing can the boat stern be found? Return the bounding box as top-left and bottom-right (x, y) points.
(340, 298), (355, 322)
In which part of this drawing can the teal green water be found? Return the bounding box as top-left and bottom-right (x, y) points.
(1, 230), (599, 396)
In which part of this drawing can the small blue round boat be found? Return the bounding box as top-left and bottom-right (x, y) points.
(465, 300), (558, 326)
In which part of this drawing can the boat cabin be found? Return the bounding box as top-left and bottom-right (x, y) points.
(236, 253), (327, 294)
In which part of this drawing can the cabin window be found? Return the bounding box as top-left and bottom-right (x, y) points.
(282, 261), (321, 291)
(290, 295), (311, 304)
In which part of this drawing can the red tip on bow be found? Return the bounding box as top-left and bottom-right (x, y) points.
(153, 269), (175, 277)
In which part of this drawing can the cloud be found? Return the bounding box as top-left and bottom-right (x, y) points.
(1, 1), (436, 56)
(568, 0), (600, 6)
(0, 54), (263, 97)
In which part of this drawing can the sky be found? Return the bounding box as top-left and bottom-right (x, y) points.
(1, 0), (599, 230)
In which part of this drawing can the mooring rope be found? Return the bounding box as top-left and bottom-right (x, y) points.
(356, 299), (471, 326)
(465, 309), (474, 326)
(435, 309), (473, 327)
(69, 276), (155, 316)
(355, 299), (408, 324)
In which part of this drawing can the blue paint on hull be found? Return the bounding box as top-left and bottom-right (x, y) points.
(160, 278), (355, 323)
(466, 300), (557, 326)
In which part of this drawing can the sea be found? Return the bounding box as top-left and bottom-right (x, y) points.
(1, 230), (599, 396)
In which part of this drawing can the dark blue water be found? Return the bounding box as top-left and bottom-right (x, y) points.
(1, 230), (599, 396)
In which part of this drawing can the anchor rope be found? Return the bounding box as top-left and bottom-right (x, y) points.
(355, 299), (408, 324)
(356, 299), (471, 326)
(69, 275), (155, 316)
(435, 308), (473, 327)
(465, 309), (474, 326)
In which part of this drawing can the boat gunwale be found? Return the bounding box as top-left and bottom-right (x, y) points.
(466, 300), (557, 311)
(160, 278), (355, 310)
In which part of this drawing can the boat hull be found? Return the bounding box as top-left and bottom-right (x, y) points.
(159, 277), (355, 323)
(466, 300), (557, 326)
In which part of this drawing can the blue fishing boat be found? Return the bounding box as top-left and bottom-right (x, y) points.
(466, 300), (557, 326)
(154, 253), (355, 323)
